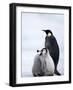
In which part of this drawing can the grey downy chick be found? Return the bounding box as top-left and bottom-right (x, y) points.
(32, 48), (55, 76)
(39, 48), (55, 76)
(32, 50), (44, 76)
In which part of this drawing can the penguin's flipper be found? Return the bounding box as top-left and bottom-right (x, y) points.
(55, 70), (61, 75)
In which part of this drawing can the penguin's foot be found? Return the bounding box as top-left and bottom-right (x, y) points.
(33, 74), (37, 77)
(47, 74), (54, 76)
(33, 73), (44, 77)
(55, 70), (61, 75)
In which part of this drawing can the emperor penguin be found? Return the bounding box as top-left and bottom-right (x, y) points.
(42, 29), (61, 75)
(32, 48), (55, 76)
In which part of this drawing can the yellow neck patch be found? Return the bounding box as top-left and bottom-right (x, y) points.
(48, 33), (52, 37)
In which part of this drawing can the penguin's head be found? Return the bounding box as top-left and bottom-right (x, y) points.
(41, 48), (47, 55)
(42, 30), (53, 37)
(37, 48), (47, 56)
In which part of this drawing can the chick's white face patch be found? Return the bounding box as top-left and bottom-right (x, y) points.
(42, 49), (46, 55)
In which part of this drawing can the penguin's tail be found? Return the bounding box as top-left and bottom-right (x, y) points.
(55, 70), (61, 75)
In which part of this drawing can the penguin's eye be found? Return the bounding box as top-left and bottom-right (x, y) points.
(48, 32), (52, 37)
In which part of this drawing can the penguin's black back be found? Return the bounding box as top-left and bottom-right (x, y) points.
(45, 36), (59, 67)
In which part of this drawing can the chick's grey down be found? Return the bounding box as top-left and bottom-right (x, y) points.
(32, 48), (55, 76)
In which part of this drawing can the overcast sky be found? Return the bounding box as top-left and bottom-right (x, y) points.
(21, 12), (64, 77)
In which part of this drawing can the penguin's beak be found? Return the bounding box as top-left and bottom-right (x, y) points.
(42, 30), (46, 34)
(42, 30), (48, 35)
(42, 30), (45, 32)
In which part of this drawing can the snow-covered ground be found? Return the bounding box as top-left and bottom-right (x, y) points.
(21, 12), (64, 77)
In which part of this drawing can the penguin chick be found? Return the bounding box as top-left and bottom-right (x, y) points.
(39, 48), (55, 76)
(32, 48), (55, 76)
(32, 51), (44, 77)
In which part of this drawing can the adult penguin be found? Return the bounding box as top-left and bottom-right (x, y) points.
(42, 29), (61, 75)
